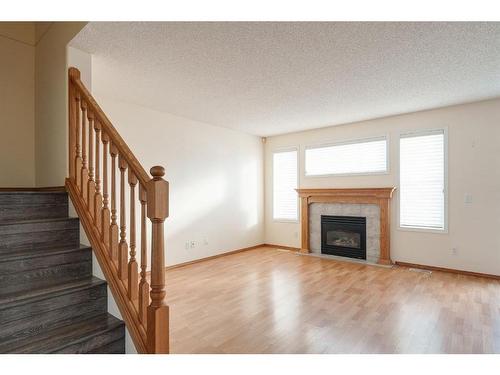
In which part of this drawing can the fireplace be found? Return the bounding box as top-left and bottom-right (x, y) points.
(321, 215), (366, 260)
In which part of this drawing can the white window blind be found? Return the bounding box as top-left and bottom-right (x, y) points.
(305, 138), (387, 176)
(273, 150), (298, 221)
(399, 130), (445, 230)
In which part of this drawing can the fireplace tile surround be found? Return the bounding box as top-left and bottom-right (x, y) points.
(310, 203), (380, 263)
(296, 188), (396, 265)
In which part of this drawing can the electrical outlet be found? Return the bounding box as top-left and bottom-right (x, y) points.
(203, 238), (208, 245)
(451, 247), (458, 255)
(190, 240), (196, 248)
(464, 194), (473, 204)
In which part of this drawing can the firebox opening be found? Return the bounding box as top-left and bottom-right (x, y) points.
(321, 215), (366, 260)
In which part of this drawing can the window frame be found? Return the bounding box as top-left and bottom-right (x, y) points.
(304, 135), (390, 178)
(272, 147), (300, 223)
(397, 128), (449, 234)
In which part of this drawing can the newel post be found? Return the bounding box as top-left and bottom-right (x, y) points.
(146, 166), (169, 354)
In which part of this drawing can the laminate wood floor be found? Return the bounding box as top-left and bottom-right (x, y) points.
(165, 246), (500, 353)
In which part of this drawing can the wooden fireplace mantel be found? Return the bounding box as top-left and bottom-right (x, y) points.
(296, 188), (396, 265)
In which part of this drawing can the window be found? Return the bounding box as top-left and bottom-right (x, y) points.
(399, 130), (446, 231)
(273, 149), (298, 221)
(305, 137), (387, 176)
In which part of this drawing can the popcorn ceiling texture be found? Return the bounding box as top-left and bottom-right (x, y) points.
(309, 203), (380, 264)
(70, 22), (500, 137)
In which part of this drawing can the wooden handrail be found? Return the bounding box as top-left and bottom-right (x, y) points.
(66, 67), (169, 354)
(69, 68), (150, 186)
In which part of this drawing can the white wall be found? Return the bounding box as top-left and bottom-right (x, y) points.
(35, 22), (86, 187)
(0, 26), (35, 187)
(0, 22), (87, 188)
(92, 81), (264, 266)
(265, 99), (500, 276)
(67, 46), (92, 88)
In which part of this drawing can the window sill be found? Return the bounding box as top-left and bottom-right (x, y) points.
(273, 219), (299, 224)
(398, 225), (448, 234)
(304, 170), (389, 178)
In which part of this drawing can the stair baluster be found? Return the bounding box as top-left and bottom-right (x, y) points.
(101, 132), (110, 248)
(80, 101), (88, 200)
(128, 172), (139, 300)
(74, 93), (82, 188)
(109, 143), (119, 262)
(118, 156), (129, 281)
(94, 120), (103, 230)
(87, 111), (95, 216)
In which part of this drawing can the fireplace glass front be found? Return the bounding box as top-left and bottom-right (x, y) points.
(321, 215), (366, 259)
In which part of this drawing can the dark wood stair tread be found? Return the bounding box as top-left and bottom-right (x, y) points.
(0, 276), (105, 307)
(0, 191), (67, 194)
(0, 240), (86, 256)
(1, 313), (124, 353)
(0, 191), (69, 222)
(0, 217), (77, 225)
(0, 217), (80, 253)
(0, 244), (91, 263)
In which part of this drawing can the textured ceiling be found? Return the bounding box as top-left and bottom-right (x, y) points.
(70, 22), (500, 136)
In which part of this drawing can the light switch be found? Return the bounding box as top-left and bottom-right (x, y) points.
(464, 194), (473, 204)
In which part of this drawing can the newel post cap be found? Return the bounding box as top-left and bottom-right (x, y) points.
(150, 166), (165, 179)
(68, 67), (81, 80)
(147, 166), (169, 220)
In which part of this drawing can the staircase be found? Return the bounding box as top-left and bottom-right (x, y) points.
(0, 190), (125, 354)
(67, 67), (169, 353)
(0, 67), (170, 354)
